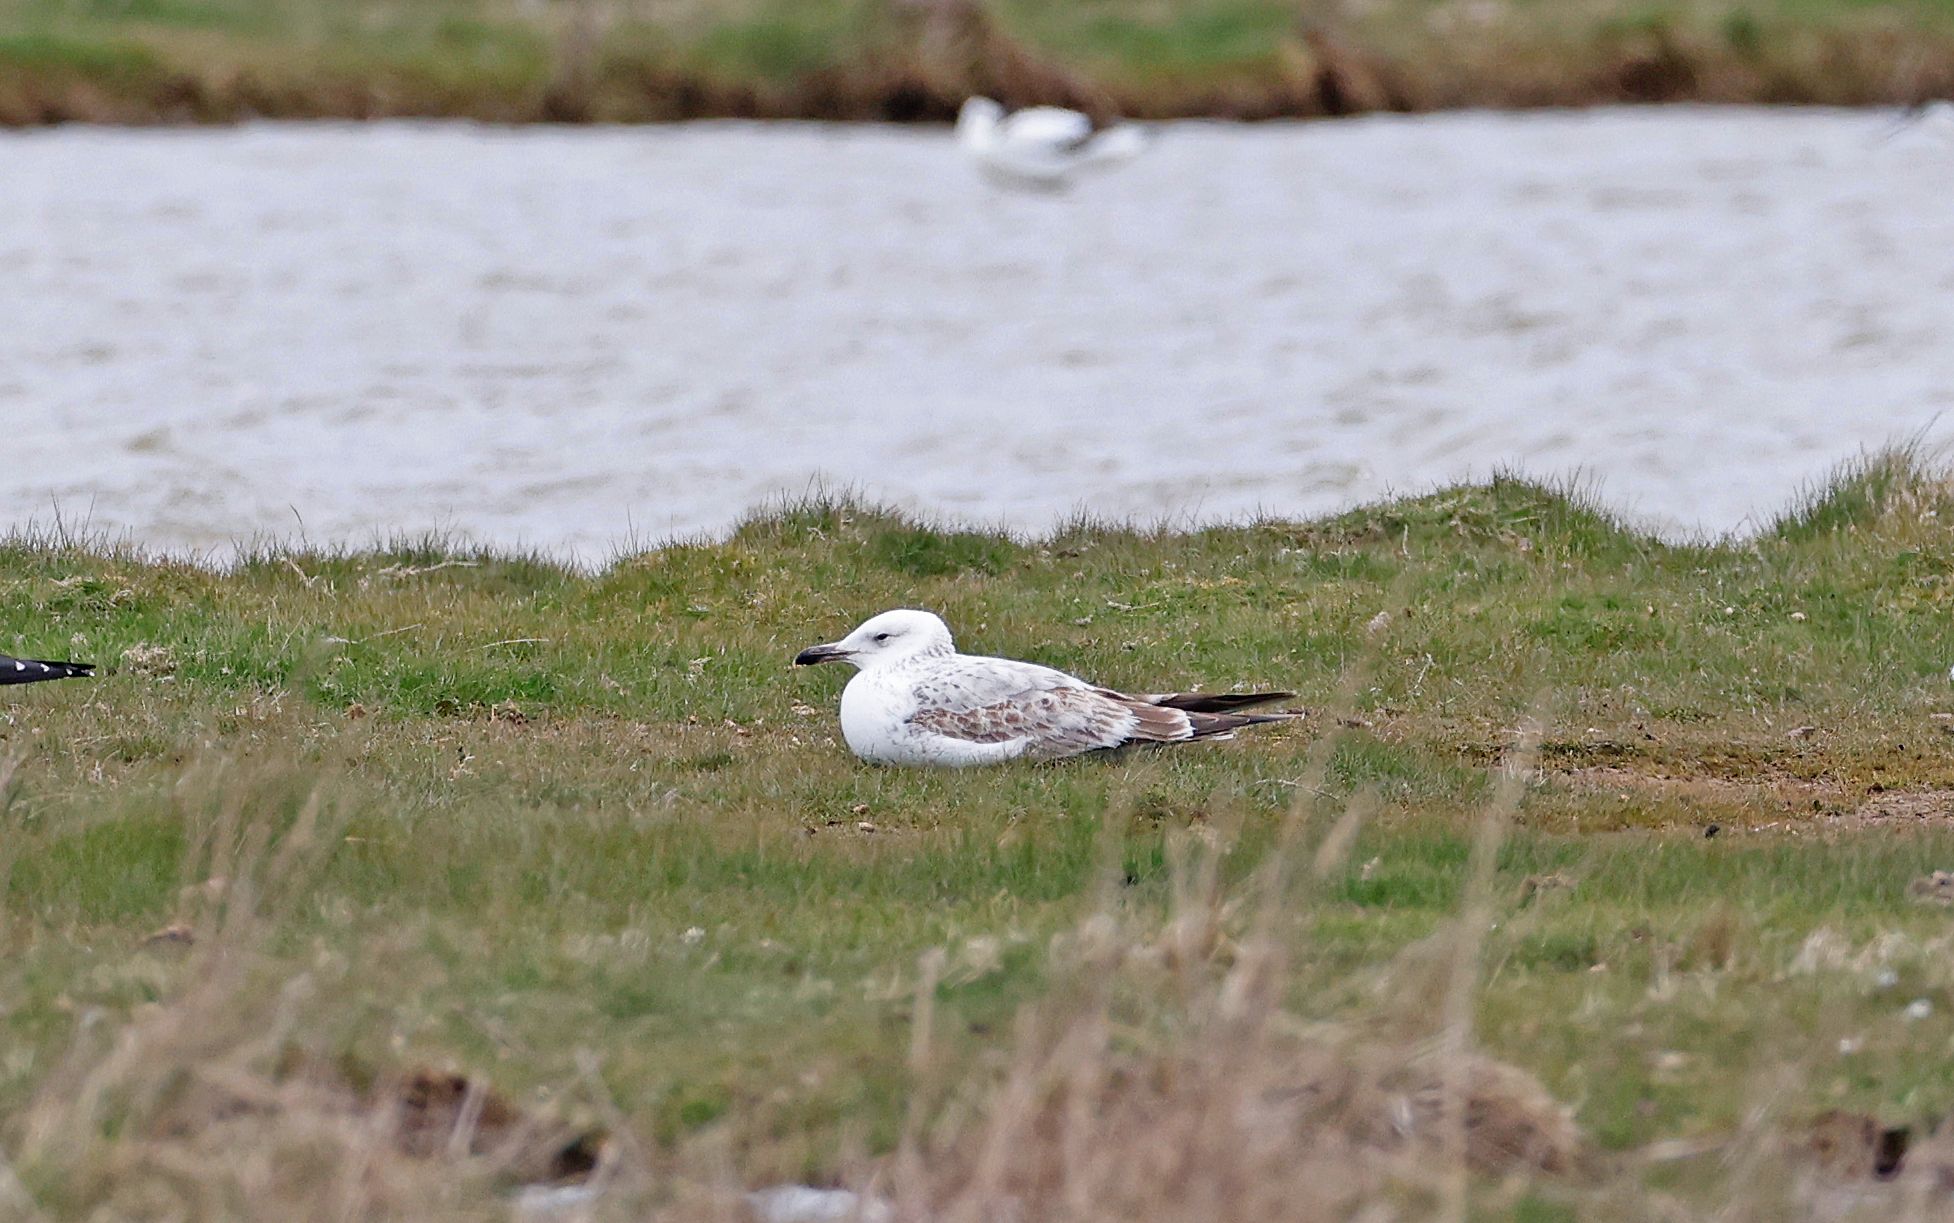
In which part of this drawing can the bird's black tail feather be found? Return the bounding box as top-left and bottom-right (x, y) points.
(1146, 690), (1294, 715)
(0, 656), (95, 685)
(1185, 708), (1298, 740)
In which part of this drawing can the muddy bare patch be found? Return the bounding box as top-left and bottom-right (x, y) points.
(1853, 790), (1954, 827)
(1553, 765), (1954, 830)
(1556, 764), (1847, 821)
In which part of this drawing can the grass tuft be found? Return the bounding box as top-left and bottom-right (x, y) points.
(1771, 444), (1954, 542)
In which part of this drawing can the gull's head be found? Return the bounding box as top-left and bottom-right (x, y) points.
(794, 609), (954, 671)
(956, 96), (1003, 146)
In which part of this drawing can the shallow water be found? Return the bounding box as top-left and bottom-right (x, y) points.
(5, 109), (1951, 561)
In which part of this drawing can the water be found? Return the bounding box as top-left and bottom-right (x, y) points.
(5, 109), (1951, 562)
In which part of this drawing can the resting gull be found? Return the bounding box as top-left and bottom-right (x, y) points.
(956, 97), (1149, 190)
(0, 654), (94, 686)
(794, 609), (1295, 767)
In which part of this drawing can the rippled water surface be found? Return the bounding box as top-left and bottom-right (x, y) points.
(6, 110), (1952, 560)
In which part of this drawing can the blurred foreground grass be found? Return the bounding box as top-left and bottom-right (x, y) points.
(4, 454), (1954, 1219)
(2, 0), (1953, 123)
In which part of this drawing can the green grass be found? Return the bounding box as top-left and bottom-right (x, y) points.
(3, 0), (1954, 122)
(3, 456), (1954, 1218)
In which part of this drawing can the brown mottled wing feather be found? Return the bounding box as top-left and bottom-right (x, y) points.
(1096, 691), (1195, 744)
(911, 685), (1161, 760)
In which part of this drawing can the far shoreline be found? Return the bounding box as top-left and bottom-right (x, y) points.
(4, 1), (1952, 128)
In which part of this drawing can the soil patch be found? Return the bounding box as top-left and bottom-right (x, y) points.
(1554, 766), (1954, 830)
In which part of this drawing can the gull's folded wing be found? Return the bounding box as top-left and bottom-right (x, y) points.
(1001, 106), (1094, 149)
(904, 657), (1293, 760)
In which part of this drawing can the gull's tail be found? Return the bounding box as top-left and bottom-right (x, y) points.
(1143, 690), (1295, 715)
(1141, 690), (1301, 742)
(0, 655), (95, 685)
(1080, 124), (1150, 168)
(1184, 707), (1296, 741)
(1098, 688), (1301, 751)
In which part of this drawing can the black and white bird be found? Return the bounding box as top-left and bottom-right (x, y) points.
(0, 654), (95, 685)
(794, 609), (1296, 767)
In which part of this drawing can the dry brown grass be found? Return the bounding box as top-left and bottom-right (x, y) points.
(9, 735), (1954, 1222)
(10, 818), (1592, 1223)
(891, 936), (1585, 1222)
(0, 646), (1604, 1222)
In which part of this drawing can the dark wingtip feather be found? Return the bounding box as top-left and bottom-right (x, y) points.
(1184, 707), (1302, 740)
(1149, 691), (1295, 714)
(0, 655), (96, 685)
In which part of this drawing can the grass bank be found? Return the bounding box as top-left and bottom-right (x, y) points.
(3, 454), (1954, 1219)
(2, 0), (1953, 125)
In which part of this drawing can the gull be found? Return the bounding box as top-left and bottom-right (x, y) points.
(746, 1186), (891, 1223)
(0, 654), (93, 686)
(955, 96), (1149, 190)
(794, 609), (1295, 767)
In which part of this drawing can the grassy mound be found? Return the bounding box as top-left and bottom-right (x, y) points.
(2, 457), (1953, 1218)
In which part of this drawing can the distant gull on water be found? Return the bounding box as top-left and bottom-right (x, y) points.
(1879, 99), (1954, 146)
(794, 609), (1296, 767)
(955, 96), (1150, 190)
(0, 654), (94, 686)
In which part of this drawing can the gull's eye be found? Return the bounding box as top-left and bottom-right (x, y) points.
(874, 632), (891, 642)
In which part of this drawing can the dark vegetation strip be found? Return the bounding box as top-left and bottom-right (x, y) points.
(2, 0), (1953, 126)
